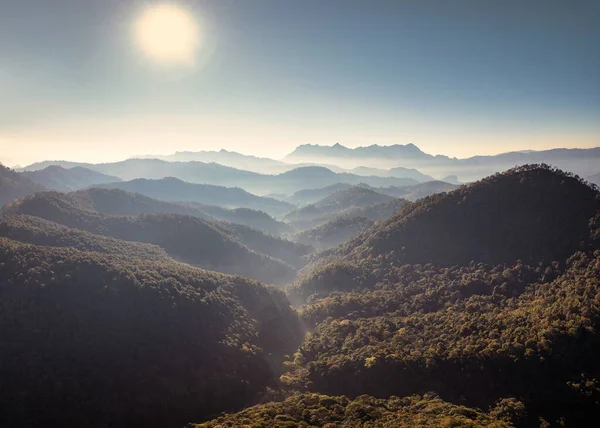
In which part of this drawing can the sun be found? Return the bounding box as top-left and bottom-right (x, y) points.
(134, 3), (200, 66)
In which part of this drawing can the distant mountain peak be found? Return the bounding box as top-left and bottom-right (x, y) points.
(285, 142), (432, 162)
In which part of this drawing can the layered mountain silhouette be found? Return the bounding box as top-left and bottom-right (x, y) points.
(21, 165), (121, 191)
(285, 142), (435, 163)
(350, 165), (435, 181)
(0, 164), (45, 206)
(21, 160), (421, 195)
(284, 143), (600, 181)
(94, 177), (294, 217)
(373, 180), (459, 201)
(70, 187), (289, 235)
(288, 183), (354, 205)
(145, 148), (288, 173)
(302, 165), (599, 273)
(0, 214), (170, 260)
(3, 191), (310, 284)
(294, 215), (375, 250)
(284, 186), (397, 230)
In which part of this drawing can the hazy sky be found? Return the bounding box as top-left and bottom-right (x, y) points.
(1, 0), (599, 166)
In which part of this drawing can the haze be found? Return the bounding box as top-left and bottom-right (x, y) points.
(1, 0), (598, 166)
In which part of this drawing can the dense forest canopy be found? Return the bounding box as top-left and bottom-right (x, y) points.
(277, 165), (600, 426)
(193, 393), (517, 427)
(0, 238), (304, 427)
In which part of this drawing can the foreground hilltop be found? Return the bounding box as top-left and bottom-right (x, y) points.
(281, 165), (600, 426)
(321, 164), (599, 268)
(0, 238), (303, 428)
(194, 393), (516, 427)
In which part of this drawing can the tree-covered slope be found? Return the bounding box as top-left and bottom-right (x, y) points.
(285, 186), (395, 223)
(294, 216), (375, 250)
(377, 180), (459, 201)
(288, 183), (354, 205)
(284, 251), (600, 425)
(342, 197), (408, 222)
(72, 187), (216, 219)
(0, 164), (45, 206)
(0, 238), (303, 428)
(282, 165), (600, 426)
(193, 393), (516, 427)
(186, 202), (292, 235)
(318, 165), (600, 268)
(95, 177), (295, 217)
(0, 214), (169, 260)
(4, 192), (300, 284)
(21, 165), (121, 191)
(73, 188), (290, 236)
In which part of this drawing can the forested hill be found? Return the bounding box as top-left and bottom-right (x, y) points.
(95, 177), (294, 216)
(0, 238), (303, 427)
(294, 216), (375, 250)
(74, 188), (290, 235)
(284, 186), (401, 231)
(278, 165), (600, 426)
(71, 187), (215, 219)
(3, 191), (308, 284)
(321, 164), (600, 268)
(0, 214), (169, 261)
(21, 165), (121, 191)
(194, 393), (516, 427)
(0, 164), (45, 206)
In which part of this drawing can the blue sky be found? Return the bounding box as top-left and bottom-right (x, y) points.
(1, 0), (599, 165)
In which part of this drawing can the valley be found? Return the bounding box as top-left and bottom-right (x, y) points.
(2, 155), (600, 427)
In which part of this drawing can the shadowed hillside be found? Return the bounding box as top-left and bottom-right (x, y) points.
(4, 192), (306, 284)
(294, 216), (375, 250)
(316, 165), (599, 268)
(285, 186), (396, 230)
(0, 238), (303, 428)
(0, 164), (45, 206)
(0, 214), (169, 260)
(71, 188), (290, 235)
(95, 177), (294, 217)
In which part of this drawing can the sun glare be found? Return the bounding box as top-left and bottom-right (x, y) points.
(134, 3), (200, 66)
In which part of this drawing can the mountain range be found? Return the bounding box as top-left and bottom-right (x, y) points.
(284, 186), (398, 230)
(284, 143), (600, 181)
(23, 143), (600, 187)
(21, 160), (421, 195)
